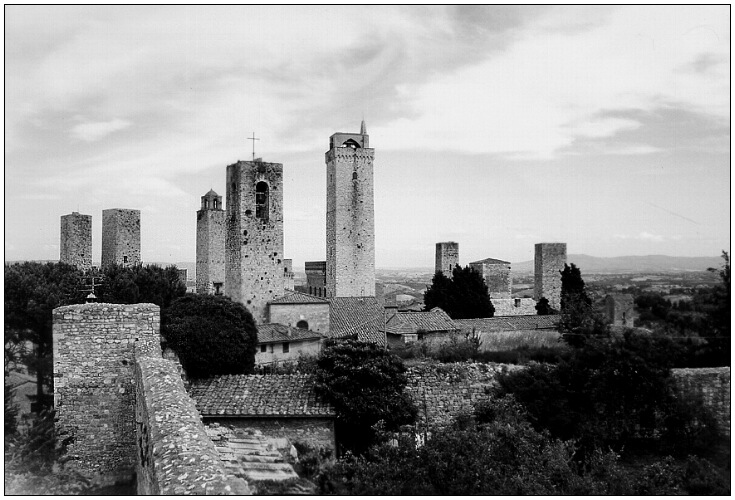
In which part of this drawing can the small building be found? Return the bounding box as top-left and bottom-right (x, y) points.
(267, 290), (330, 334)
(190, 374), (336, 453)
(384, 307), (459, 347)
(305, 261), (327, 298)
(256, 324), (323, 367)
(469, 257), (512, 299)
(605, 294), (638, 327)
(491, 297), (537, 316)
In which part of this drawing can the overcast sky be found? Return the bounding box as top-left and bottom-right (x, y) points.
(5, 5), (730, 269)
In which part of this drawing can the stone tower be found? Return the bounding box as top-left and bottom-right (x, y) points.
(60, 212), (92, 271)
(534, 243), (567, 310)
(101, 209), (141, 268)
(470, 258), (512, 299)
(225, 160), (285, 323)
(435, 241), (459, 276)
(326, 121), (375, 298)
(196, 189), (226, 295)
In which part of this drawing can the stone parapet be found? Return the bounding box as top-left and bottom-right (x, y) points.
(135, 356), (250, 495)
(672, 367), (730, 437)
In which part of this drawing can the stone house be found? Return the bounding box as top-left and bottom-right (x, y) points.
(189, 374), (336, 453)
(256, 324), (323, 367)
(267, 290), (330, 334)
(384, 307), (459, 347)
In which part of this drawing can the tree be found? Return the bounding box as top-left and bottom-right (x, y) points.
(535, 297), (555, 315)
(161, 295), (258, 378)
(4, 262), (86, 408)
(314, 339), (418, 454)
(702, 251), (730, 365)
(423, 265), (494, 319)
(559, 263), (607, 346)
(97, 263), (186, 310)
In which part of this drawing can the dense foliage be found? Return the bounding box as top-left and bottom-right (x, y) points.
(314, 340), (417, 454)
(423, 265), (495, 319)
(97, 263), (186, 309)
(4, 262), (86, 408)
(496, 331), (719, 456)
(535, 296), (555, 315)
(316, 394), (727, 495)
(161, 295), (258, 378)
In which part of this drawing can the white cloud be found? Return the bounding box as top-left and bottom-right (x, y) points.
(71, 119), (131, 142)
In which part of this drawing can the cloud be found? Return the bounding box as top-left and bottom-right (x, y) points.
(71, 119), (131, 142)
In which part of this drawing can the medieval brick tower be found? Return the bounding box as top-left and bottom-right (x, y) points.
(435, 241), (459, 276)
(101, 209), (141, 268)
(60, 212), (92, 271)
(196, 189), (226, 295)
(534, 242), (567, 310)
(225, 160), (285, 323)
(326, 121), (375, 298)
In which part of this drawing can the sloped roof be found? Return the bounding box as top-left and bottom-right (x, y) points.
(469, 257), (511, 265)
(385, 308), (458, 335)
(269, 290), (329, 304)
(190, 374), (335, 418)
(329, 296), (386, 346)
(257, 323), (322, 344)
(204, 188), (219, 197)
(454, 314), (560, 333)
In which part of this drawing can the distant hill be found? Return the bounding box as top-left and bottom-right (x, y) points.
(511, 254), (723, 274)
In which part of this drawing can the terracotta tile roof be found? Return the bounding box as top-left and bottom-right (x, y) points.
(269, 290), (329, 304)
(257, 324), (323, 344)
(385, 307), (458, 335)
(469, 257), (511, 265)
(329, 296), (386, 346)
(190, 374), (335, 418)
(454, 314), (560, 333)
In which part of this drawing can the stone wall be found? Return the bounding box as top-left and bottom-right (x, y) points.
(196, 199), (226, 295)
(204, 418), (336, 454)
(267, 302), (330, 334)
(225, 160), (285, 323)
(101, 208), (141, 267)
(435, 242), (459, 276)
(534, 243), (566, 310)
(405, 362), (520, 428)
(492, 298), (537, 316)
(471, 261), (512, 299)
(135, 356), (249, 494)
(60, 212), (92, 271)
(52, 303), (160, 483)
(672, 367), (730, 437)
(326, 142), (375, 298)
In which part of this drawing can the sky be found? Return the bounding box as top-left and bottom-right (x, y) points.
(5, 5), (730, 269)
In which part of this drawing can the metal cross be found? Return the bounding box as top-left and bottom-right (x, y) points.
(247, 132), (260, 161)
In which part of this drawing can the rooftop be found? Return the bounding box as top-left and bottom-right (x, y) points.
(257, 323), (323, 344)
(385, 307), (459, 335)
(469, 257), (511, 265)
(190, 374), (334, 418)
(329, 296), (385, 346)
(269, 290), (329, 304)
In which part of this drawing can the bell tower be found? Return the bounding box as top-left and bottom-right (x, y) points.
(326, 120), (375, 298)
(196, 189), (225, 295)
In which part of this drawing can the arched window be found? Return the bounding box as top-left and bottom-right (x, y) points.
(255, 182), (269, 220)
(296, 320), (308, 330)
(352, 171), (358, 181)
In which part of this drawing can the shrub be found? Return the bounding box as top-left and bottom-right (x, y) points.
(162, 295), (258, 378)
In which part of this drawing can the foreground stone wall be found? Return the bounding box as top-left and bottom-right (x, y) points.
(135, 356), (250, 494)
(204, 418), (336, 454)
(672, 367), (730, 437)
(53, 303), (160, 483)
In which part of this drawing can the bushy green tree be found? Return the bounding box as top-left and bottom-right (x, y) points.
(423, 265), (494, 319)
(97, 263), (186, 309)
(314, 339), (417, 454)
(161, 295), (257, 378)
(559, 263), (608, 346)
(535, 296), (555, 315)
(4, 262), (86, 408)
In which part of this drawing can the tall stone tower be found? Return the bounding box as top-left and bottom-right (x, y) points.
(101, 209), (141, 268)
(534, 243), (567, 310)
(60, 212), (92, 271)
(196, 189), (226, 295)
(225, 159), (285, 323)
(435, 241), (459, 275)
(326, 121), (375, 298)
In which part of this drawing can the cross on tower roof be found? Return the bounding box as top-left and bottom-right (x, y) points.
(247, 132), (260, 161)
